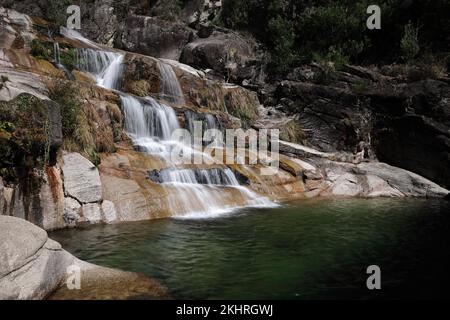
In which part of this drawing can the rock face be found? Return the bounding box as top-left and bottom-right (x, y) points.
(0, 215), (168, 300)
(276, 66), (450, 190)
(0, 215), (75, 299)
(115, 15), (192, 60)
(61, 153), (102, 203)
(180, 27), (260, 83)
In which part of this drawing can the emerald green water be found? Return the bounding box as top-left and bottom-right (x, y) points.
(50, 198), (450, 299)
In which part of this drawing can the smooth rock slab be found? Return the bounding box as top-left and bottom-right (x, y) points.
(61, 153), (102, 203)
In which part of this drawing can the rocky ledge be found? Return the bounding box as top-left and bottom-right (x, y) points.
(0, 215), (168, 299)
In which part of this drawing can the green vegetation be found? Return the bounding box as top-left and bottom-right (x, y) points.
(0, 94), (53, 182)
(59, 45), (77, 70)
(30, 39), (77, 70)
(47, 81), (115, 166)
(401, 22), (420, 62)
(220, 0), (450, 75)
(30, 39), (52, 60)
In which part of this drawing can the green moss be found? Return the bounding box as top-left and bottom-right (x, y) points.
(30, 39), (52, 60)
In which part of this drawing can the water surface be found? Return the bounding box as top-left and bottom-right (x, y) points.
(50, 198), (450, 299)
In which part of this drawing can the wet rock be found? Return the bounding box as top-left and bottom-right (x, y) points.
(148, 169), (163, 183)
(61, 153), (102, 204)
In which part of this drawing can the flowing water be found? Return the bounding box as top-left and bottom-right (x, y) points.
(158, 61), (186, 105)
(120, 94), (274, 217)
(50, 198), (450, 299)
(76, 48), (123, 90)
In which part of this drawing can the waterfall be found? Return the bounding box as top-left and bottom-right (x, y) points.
(120, 95), (274, 218)
(158, 61), (185, 105)
(76, 48), (123, 90)
(122, 95), (179, 141)
(53, 42), (60, 64)
(60, 27), (275, 218)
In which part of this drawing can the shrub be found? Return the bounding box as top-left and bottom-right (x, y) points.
(400, 22), (420, 62)
(48, 81), (80, 137)
(30, 39), (51, 60)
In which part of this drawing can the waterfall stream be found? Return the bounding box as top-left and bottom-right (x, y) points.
(58, 30), (275, 217)
(76, 48), (123, 90)
(158, 61), (186, 105)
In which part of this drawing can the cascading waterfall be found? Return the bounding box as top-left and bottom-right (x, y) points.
(158, 61), (186, 105)
(62, 29), (274, 217)
(120, 95), (274, 218)
(76, 48), (123, 90)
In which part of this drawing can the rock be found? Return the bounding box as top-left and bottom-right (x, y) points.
(61, 153), (102, 203)
(38, 166), (66, 230)
(82, 203), (102, 223)
(365, 175), (404, 197)
(101, 200), (118, 223)
(328, 172), (364, 197)
(0, 215), (75, 299)
(180, 29), (260, 83)
(0, 68), (48, 101)
(79, 0), (119, 45)
(182, 0), (222, 26)
(115, 15), (192, 60)
(0, 216), (168, 300)
(100, 174), (152, 222)
(63, 197), (81, 227)
(0, 215), (48, 278)
(357, 162), (449, 198)
(0, 177), (4, 214)
(312, 159), (449, 198)
(277, 76), (450, 190)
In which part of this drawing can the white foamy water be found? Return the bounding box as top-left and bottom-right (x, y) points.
(120, 94), (275, 218)
(76, 48), (123, 90)
(158, 61), (186, 105)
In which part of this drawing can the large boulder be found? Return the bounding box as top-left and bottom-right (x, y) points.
(312, 159), (449, 198)
(115, 15), (192, 60)
(0, 215), (75, 299)
(180, 27), (260, 83)
(61, 153), (102, 204)
(0, 215), (169, 299)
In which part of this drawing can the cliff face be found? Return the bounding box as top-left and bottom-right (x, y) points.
(0, 7), (448, 232)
